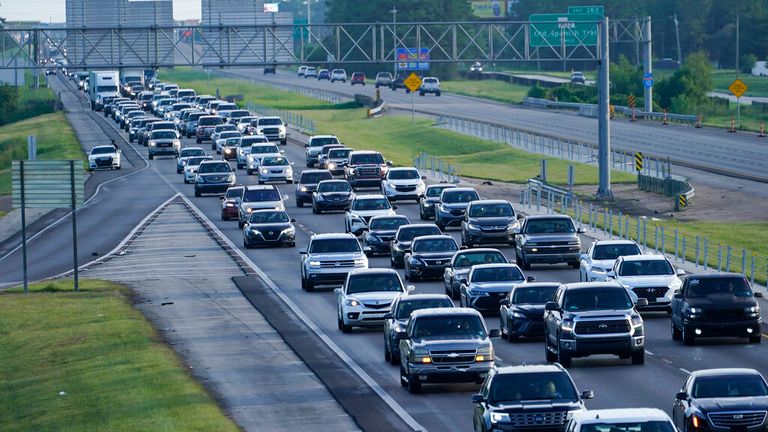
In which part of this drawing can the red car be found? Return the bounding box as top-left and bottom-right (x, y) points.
(350, 72), (366, 86)
(220, 186), (244, 220)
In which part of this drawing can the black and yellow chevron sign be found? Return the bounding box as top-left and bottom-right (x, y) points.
(627, 94), (636, 108)
(634, 152), (643, 172)
(679, 195), (688, 208)
(610, 104), (615, 119)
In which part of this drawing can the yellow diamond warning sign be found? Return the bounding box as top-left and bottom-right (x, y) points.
(729, 79), (748, 98)
(404, 72), (422, 93)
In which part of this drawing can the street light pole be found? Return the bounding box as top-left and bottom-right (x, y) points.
(307, 0), (311, 44)
(672, 13), (682, 65)
(391, 2), (397, 76)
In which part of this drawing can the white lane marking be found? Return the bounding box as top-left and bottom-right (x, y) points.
(177, 193), (427, 432)
(645, 350), (654, 356)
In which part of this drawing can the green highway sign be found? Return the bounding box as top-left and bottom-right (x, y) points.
(529, 13), (601, 47)
(568, 5), (604, 16)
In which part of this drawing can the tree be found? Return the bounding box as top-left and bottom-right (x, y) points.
(610, 55), (643, 97)
(0, 85), (19, 125)
(654, 50), (713, 112)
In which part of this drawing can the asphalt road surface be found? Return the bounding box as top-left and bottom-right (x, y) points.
(4, 76), (768, 431)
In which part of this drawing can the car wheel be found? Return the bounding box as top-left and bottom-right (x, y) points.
(236, 163), (242, 170)
(384, 343), (391, 362)
(194, 190), (201, 197)
(196, 138), (201, 143)
(436, 91), (441, 96)
(246, 169), (252, 175)
(409, 270), (419, 282)
(399, 365), (408, 388)
(302, 277), (314, 292)
(419, 92), (425, 96)
(682, 326), (696, 346)
(243, 239), (252, 249)
(184, 179), (189, 184)
(520, 253), (531, 270)
(556, 341), (572, 367)
(238, 219), (244, 229)
(631, 351), (645, 365)
(671, 320), (682, 341)
(545, 336), (557, 362)
(406, 371), (421, 394)
(148, 154), (154, 160)
(296, 200), (303, 208)
(389, 348), (399, 366)
(339, 314), (352, 333)
(570, 260), (580, 269)
(436, 222), (445, 231)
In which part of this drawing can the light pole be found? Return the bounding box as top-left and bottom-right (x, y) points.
(671, 13), (682, 66)
(391, 3), (397, 76)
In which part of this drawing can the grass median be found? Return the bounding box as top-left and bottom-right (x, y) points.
(440, 79), (530, 104)
(0, 279), (239, 432)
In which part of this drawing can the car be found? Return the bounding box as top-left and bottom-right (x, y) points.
(344, 150), (391, 189)
(330, 69), (347, 83)
(472, 364), (592, 432)
(237, 184), (285, 228)
(390, 224), (444, 269)
(219, 136), (243, 160)
(323, 147), (353, 175)
(312, 179), (354, 214)
(671, 273), (762, 345)
(350, 72), (366, 86)
(382, 293), (454, 365)
(362, 215), (411, 256)
(514, 215), (584, 270)
(673, 368), (768, 432)
(398, 308), (500, 393)
(88, 145), (122, 170)
(195, 115), (223, 143)
(317, 144), (345, 169)
(499, 282), (560, 341)
(459, 263), (528, 312)
(147, 129), (181, 160)
(305, 135), (341, 168)
(246, 142), (283, 175)
(242, 209), (296, 248)
(390, 74), (411, 92)
(236, 116), (258, 134)
(183, 156), (214, 184)
(213, 127), (240, 152)
(300, 233), (369, 291)
(236, 135), (271, 169)
(263, 65), (276, 75)
(304, 67), (317, 78)
(193, 160), (236, 197)
(176, 147), (207, 174)
(404, 234), (459, 282)
(570, 71), (586, 84)
(257, 156), (294, 184)
(380, 167), (426, 202)
(210, 123), (237, 143)
(335, 268), (412, 332)
(569, 409), (674, 432)
(544, 282), (647, 367)
(297, 66), (308, 77)
(220, 186), (244, 221)
(443, 248), (508, 299)
(469, 61), (483, 73)
(344, 194), (397, 236)
(130, 117), (156, 143)
(253, 116), (287, 145)
(374, 72), (392, 88)
(435, 187), (480, 231)
(136, 118), (162, 146)
(418, 183), (457, 221)
(419, 77), (441, 96)
(317, 69), (331, 80)
(608, 255), (684, 312)
(460, 200), (520, 247)
(45, 68), (56, 75)
(579, 240), (642, 282)
(294, 169), (334, 208)
(225, 109), (250, 126)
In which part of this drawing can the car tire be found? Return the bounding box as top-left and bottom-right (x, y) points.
(384, 344), (391, 362)
(682, 326), (696, 346)
(405, 369), (421, 394)
(570, 260), (580, 269)
(246, 169), (252, 175)
(238, 219), (244, 229)
(148, 154), (154, 160)
(399, 365), (408, 388)
(301, 277), (314, 292)
(296, 200), (303, 208)
(519, 253), (531, 270)
(338, 315), (352, 333)
(545, 337), (558, 362)
(236, 163), (243, 170)
(194, 190), (201, 197)
(631, 351), (645, 365)
(409, 269), (419, 282)
(389, 349), (399, 366)
(436, 222), (445, 232)
(672, 321), (682, 341)
(749, 335), (762, 344)
(393, 256), (403, 269)
(184, 179), (189, 184)
(243, 239), (252, 249)
(196, 138), (201, 144)
(557, 342), (571, 367)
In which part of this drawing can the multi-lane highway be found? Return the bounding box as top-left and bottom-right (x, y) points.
(3, 72), (768, 431)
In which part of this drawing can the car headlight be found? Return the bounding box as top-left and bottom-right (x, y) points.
(511, 311), (525, 319)
(224, 148), (232, 153)
(490, 413), (510, 424)
(227, 174), (235, 183)
(261, 168), (269, 174)
(299, 186), (308, 192)
(366, 234), (381, 243)
(247, 155), (255, 162)
(591, 267), (607, 274)
(687, 307), (701, 316)
(410, 348), (431, 364)
(314, 194), (325, 201)
(195, 176), (204, 183)
(747, 306), (760, 318)
(327, 162), (336, 170)
(631, 315), (643, 328)
(475, 346), (493, 362)
(308, 260), (321, 268)
(148, 141), (156, 146)
(345, 298), (360, 307)
(561, 319), (574, 333)
(468, 287), (488, 296)
(348, 168), (355, 175)
(392, 323), (405, 333)
(467, 223), (481, 231)
(286, 167), (293, 175)
(409, 257), (426, 267)
(354, 258), (367, 267)
(248, 228), (261, 235)
(280, 227), (295, 236)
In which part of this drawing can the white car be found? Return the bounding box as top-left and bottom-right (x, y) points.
(246, 143), (283, 175)
(254, 117), (287, 145)
(608, 254), (685, 312)
(176, 146), (207, 174)
(183, 155), (214, 183)
(257, 155), (294, 184)
(334, 268), (413, 332)
(236, 116), (258, 134)
(215, 131), (242, 154)
(209, 124), (237, 146)
(88, 145), (122, 170)
(381, 167), (426, 202)
(344, 194), (397, 236)
(419, 77), (441, 96)
(236, 135), (270, 169)
(579, 240), (642, 282)
(304, 67), (317, 78)
(305, 134), (341, 167)
(330, 69), (347, 83)
(567, 408), (675, 432)
(297, 66), (308, 77)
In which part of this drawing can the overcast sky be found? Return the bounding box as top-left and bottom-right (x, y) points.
(0, 0), (202, 22)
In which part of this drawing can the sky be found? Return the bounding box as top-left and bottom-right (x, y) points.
(0, 0), (202, 22)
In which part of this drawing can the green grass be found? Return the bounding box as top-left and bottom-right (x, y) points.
(0, 279), (240, 432)
(713, 70), (768, 97)
(0, 112), (84, 196)
(441, 80), (530, 104)
(0, 79), (57, 126)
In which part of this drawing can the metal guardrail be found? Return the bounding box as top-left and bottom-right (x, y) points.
(245, 102), (316, 135)
(413, 152), (461, 184)
(524, 97), (698, 125)
(367, 100), (386, 118)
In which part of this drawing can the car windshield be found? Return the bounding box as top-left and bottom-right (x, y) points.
(442, 190), (479, 203)
(152, 131), (176, 139)
(353, 198), (390, 211)
(225, 188), (243, 199)
(686, 277), (753, 298)
(579, 422), (675, 432)
(251, 145), (279, 154)
(593, 243), (642, 260)
(346, 273), (402, 294)
(469, 203), (513, 217)
(181, 149), (205, 157)
(423, 78), (438, 84)
(225, 138), (241, 147)
(301, 172), (333, 184)
(426, 185), (455, 197)
(411, 315), (486, 339)
(260, 118), (282, 126)
(199, 117), (222, 125)
(310, 137), (339, 147)
(413, 238), (458, 253)
(351, 153), (384, 164)
(398, 227), (441, 242)
(216, 125), (236, 132)
(91, 147), (114, 155)
(564, 288), (633, 312)
(512, 285), (559, 304)
(471, 266), (524, 283)
(489, 372), (578, 404)
(262, 157), (288, 166)
(198, 162), (230, 173)
(618, 260), (674, 276)
(525, 218), (576, 234)
(243, 189), (280, 202)
(369, 217), (409, 231)
(389, 170), (420, 180)
(693, 376), (768, 398)
(220, 132), (240, 139)
(395, 298), (453, 319)
(249, 211), (289, 224)
(329, 149), (352, 158)
(318, 181), (352, 193)
(453, 251), (507, 267)
(309, 239), (360, 253)
(187, 157), (211, 166)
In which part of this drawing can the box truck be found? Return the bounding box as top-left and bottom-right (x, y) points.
(88, 71), (120, 111)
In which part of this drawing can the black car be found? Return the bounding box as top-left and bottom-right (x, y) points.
(461, 200), (521, 247)
(382, 293), (454, 365)
(242, 210), (296, 248)
(435, 187), (480, 231)
(295, 169), (333, 207)
(193, 160), (236, 197)
(389, 224), (443, 268)
(363, 215), (410, 256)
(673, 368), (768, 432)
(390, 74), (413, 93)
(419, 183), (457, 220)
(499, 282), (560, 341)
(671, 273), (762, 345)
(443, 248), (508, 299)
(404, 235), (459, 282)
(312, 180), (354, 214)
(472, 364), (592, 432)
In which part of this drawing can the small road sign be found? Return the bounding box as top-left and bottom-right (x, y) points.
(634, 152), (644, 172)
(404, 72), (422, 93)
(643, 72), (653, 88)
(729, 79), (748, 98)
(627, 94), (636, 108)
(568, 5), (604, 15)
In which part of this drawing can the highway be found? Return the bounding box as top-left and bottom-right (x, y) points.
(4, 73), (768, 431)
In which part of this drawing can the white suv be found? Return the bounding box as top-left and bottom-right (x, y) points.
(419, 77), (441, 96)
(300, 233), (369, 291)
(344, 194), (397, 236)
(330, 69), (347, 83)
(579, 240), (642, 282)
(380, 167), (426, 202)
(608, 254), (685, 312)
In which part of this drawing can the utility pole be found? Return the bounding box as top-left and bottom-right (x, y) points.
(736, 12), (741, 128)
(391, 2), (398, 76)
(597, 16), (612, 199)
(306, 0), (312, 44)
(672, 13), (682, 65)
(643, 17), (653, 113)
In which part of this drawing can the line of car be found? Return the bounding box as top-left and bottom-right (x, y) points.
(296, 66), (442, 96)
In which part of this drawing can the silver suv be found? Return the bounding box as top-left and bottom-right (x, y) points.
(300, 233), (369, 291)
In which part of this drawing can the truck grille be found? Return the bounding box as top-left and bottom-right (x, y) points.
(262, 127), (280, 135)
(449, 208), (466, 216)
(632, 286), (668, 300)
(95, 157), (113, 167)
(423, 258), (448, 266)
(708, 411), (766, 429)
(429, 350), (476, 364)
(320, 260), (355, 268)
(702, 308), (745, 321)
(356, 167), (381, 177)
(574, 319), (630, 335)
(508, 411), (568, 428)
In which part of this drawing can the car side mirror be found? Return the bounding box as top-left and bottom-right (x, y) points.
(676, 268), (686, 276)
(579, 253), (588, 261)
(488, 329), (501, 338)
(383, 312), (393, 320)
(421, 176), (427, 180)
(673, 291), (683, 299)
(290, 218), (296, 223)
(577, 227), (586, 234)
(526, 276), (536, 282)
(606, 270), (615, 279)
(392, 205), (398, 210)
(458, 277), (468, 285)
(499, 299), (509, 306)
(675, 391), (688, 400)
(280, 150), (285, 154)
(333, 288), (342, 295)
(581, 390), (595, 400)
(406, 285), (415, 292)
(755, 292), (764, 298)
(299, 248), (307, 255)
(471, 394), (484, 404)
(386, 160), (393, 167)
(544, 301), (559, 311)
(635, 298), (649, 308)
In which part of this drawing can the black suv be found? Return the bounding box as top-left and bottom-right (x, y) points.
(390, 224), (443, 268)
(295, 169), (333, 207)
(404, 235), (459, 282)
(363, 215), (410, 256)
(382, 293), (454, 365)
(460, 199), (521, 247)
(544, 282), (647, 367)
(472, 364), (593, 432)
(312, 179), (354, 214)
(671, 273), (762, 345)
(515, 215), (584, 270)
(499, 282), (560, 341)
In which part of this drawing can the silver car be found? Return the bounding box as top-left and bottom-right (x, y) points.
(237, 135), (271, 169)
(300, 233), (369, 291)
(147, 129), (181, 160)
(258, 156), (294, 184)
(246, 143), (283, 175)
